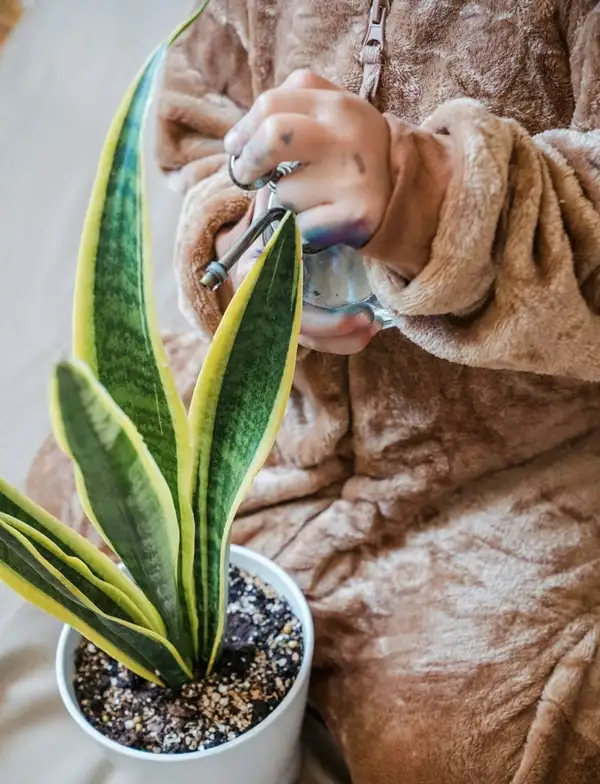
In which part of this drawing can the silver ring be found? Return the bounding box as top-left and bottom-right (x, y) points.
(228, 156), (303, 192)
(228, 155), (277, 191)
(267, 161), (302, 192)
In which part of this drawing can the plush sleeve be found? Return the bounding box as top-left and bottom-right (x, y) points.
(156, 1), (254, 337)
(365, 4), (600, 381)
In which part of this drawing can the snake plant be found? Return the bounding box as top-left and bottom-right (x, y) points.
(0, 8), (302, 688)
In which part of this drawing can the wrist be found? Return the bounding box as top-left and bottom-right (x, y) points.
(362, 117), (457, 279)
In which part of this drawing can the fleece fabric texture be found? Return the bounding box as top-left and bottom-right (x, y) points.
(28, 2), (600, 782)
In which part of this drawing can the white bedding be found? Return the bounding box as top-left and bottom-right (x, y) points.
(0, 3), (315, 781)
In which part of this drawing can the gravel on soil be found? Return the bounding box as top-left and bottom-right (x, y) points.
(74, 564), (304, 754)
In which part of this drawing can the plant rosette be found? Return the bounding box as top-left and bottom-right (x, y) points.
(57, 545), (314, 784)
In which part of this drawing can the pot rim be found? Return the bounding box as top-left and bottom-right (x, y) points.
(56, 544), (314, 764)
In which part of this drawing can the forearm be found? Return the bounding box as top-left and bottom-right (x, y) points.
(366, 99), (600, 381)
(364, 5), (600, 380)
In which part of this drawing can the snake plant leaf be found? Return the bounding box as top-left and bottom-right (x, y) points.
(4, 513), (154, 631)
(0, 514), (192, 688)
(49, 359), (190, 661)
(189, 213), (303, 668)
(72, 6), (208, 647)
(0, 476), (164, 634)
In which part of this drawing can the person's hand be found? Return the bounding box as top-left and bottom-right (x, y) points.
(217, 69), (390, 354)
(223, 70), (392, 254)
(215, 187), (382, 355)
(213, 69), (455, 353)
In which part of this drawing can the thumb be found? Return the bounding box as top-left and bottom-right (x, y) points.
(230, 242), (265, 292)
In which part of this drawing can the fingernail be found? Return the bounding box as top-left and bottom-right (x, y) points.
(340, 304), (374, 324)
(357, 311), (374, 326)
(224, 130), (242, 156)
(348, 306), (375, 326)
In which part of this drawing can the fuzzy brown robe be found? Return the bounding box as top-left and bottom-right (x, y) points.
(28, 2), (600, 782)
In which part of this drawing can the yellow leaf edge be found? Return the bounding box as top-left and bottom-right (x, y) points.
(4, 514), (153, 631)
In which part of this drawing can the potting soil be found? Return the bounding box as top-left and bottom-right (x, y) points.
(74, 564), (304, 753)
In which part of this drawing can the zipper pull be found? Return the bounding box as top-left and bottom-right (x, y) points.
(363, 0), (388, 48)
(360, 0), (389, 102)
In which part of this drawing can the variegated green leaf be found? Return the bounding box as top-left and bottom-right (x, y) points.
(5, 514), (152, 629)
(72, 6), (208, 650)
(73, 44), (189, 516)
(189, 213), (303, 668)
(0, 514), (191, 688)
(50, 359), (190, 661)
(0, 476), (164, 634)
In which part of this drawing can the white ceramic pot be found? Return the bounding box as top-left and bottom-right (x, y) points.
(56, 545), (314, 784)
